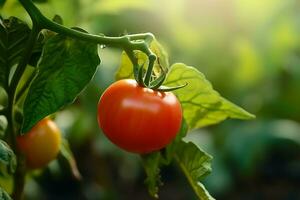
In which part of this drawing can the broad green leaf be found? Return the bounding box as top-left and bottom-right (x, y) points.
(0, 140), (16, 177)
(22, 32), (100, 133)
(141, 152), (162, 199)
(0, 187), (12, 200)
(174, 141), (214, 200)
(0, 17), (30, 88)
(58, 139), (81, 180)
(164, 63), (255, 129)
(115, 39), (169, 80)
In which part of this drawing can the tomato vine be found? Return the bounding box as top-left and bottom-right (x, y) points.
(4, 0), (158, 199)
(0, 0), (255, 199)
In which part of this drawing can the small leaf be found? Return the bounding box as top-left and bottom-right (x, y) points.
(58, 139), (81, 180)
(28, 30), (55, 67)
(0, 187), (12, 200)
(0, 140), (16, 177)
(174, 141), (214, 200)
(52, 15), (63, 25)
(141, 152), (162, 199)
(164, 63), (255, 129)
(0, 17), (30, 88)
(0, 116), (7, 137)
(22, 31), (100, 133)
(115, 39), (169, 80)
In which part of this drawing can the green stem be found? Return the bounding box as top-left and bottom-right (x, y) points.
(18, 0), (154, 54)
(144, 55), (156, 86)
(11, 156), (26, 200)
(18, 0), (158, 88)
(8, 21), (40, 200)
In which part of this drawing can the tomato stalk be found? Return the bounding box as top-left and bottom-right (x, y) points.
(144, 55), (156, 86)
(6, 22), (41, 200)
(135, 61), (187, 92)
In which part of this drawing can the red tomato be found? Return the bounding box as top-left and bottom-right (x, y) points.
(97, 79), (182, 154)
(17, 118), (61, 169)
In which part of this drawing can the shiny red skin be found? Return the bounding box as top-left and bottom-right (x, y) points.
(97, 79), (182, 154)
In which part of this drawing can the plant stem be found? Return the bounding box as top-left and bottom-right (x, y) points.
(144, 55), (156, 86)
(8, 22), (40, 200)
(11, 156), (26, 200)
(18, 0), (157, 87)
(18, 0), (154, 54)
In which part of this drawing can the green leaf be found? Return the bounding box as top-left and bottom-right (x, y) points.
(164, 63), (255, 129)
(28, 29), (55, 67)
(141, 152), (162, 199)
(0, 17), (30, 88)
(115, 39), (169, 80)
(58, 139), (81, 180)
(0, 140), (16, 177)
(22, 32), (100, 133)
(174, 141), (214, 200)
(0, 116), (7, 138)
(0, 187), (12, 200)
(52, 15), (63, 25)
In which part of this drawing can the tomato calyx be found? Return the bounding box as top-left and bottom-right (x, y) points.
(132, 55), (187, 92)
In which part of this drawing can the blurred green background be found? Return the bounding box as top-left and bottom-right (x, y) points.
(2, 0), (300, 199)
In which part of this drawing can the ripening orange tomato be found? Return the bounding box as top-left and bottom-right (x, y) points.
(17, 118), (61, 169)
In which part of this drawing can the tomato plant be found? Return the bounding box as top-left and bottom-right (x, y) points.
(17, 118), (61, 169)
(97, 79), (182, 154)
(0, 0), (255, 199)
